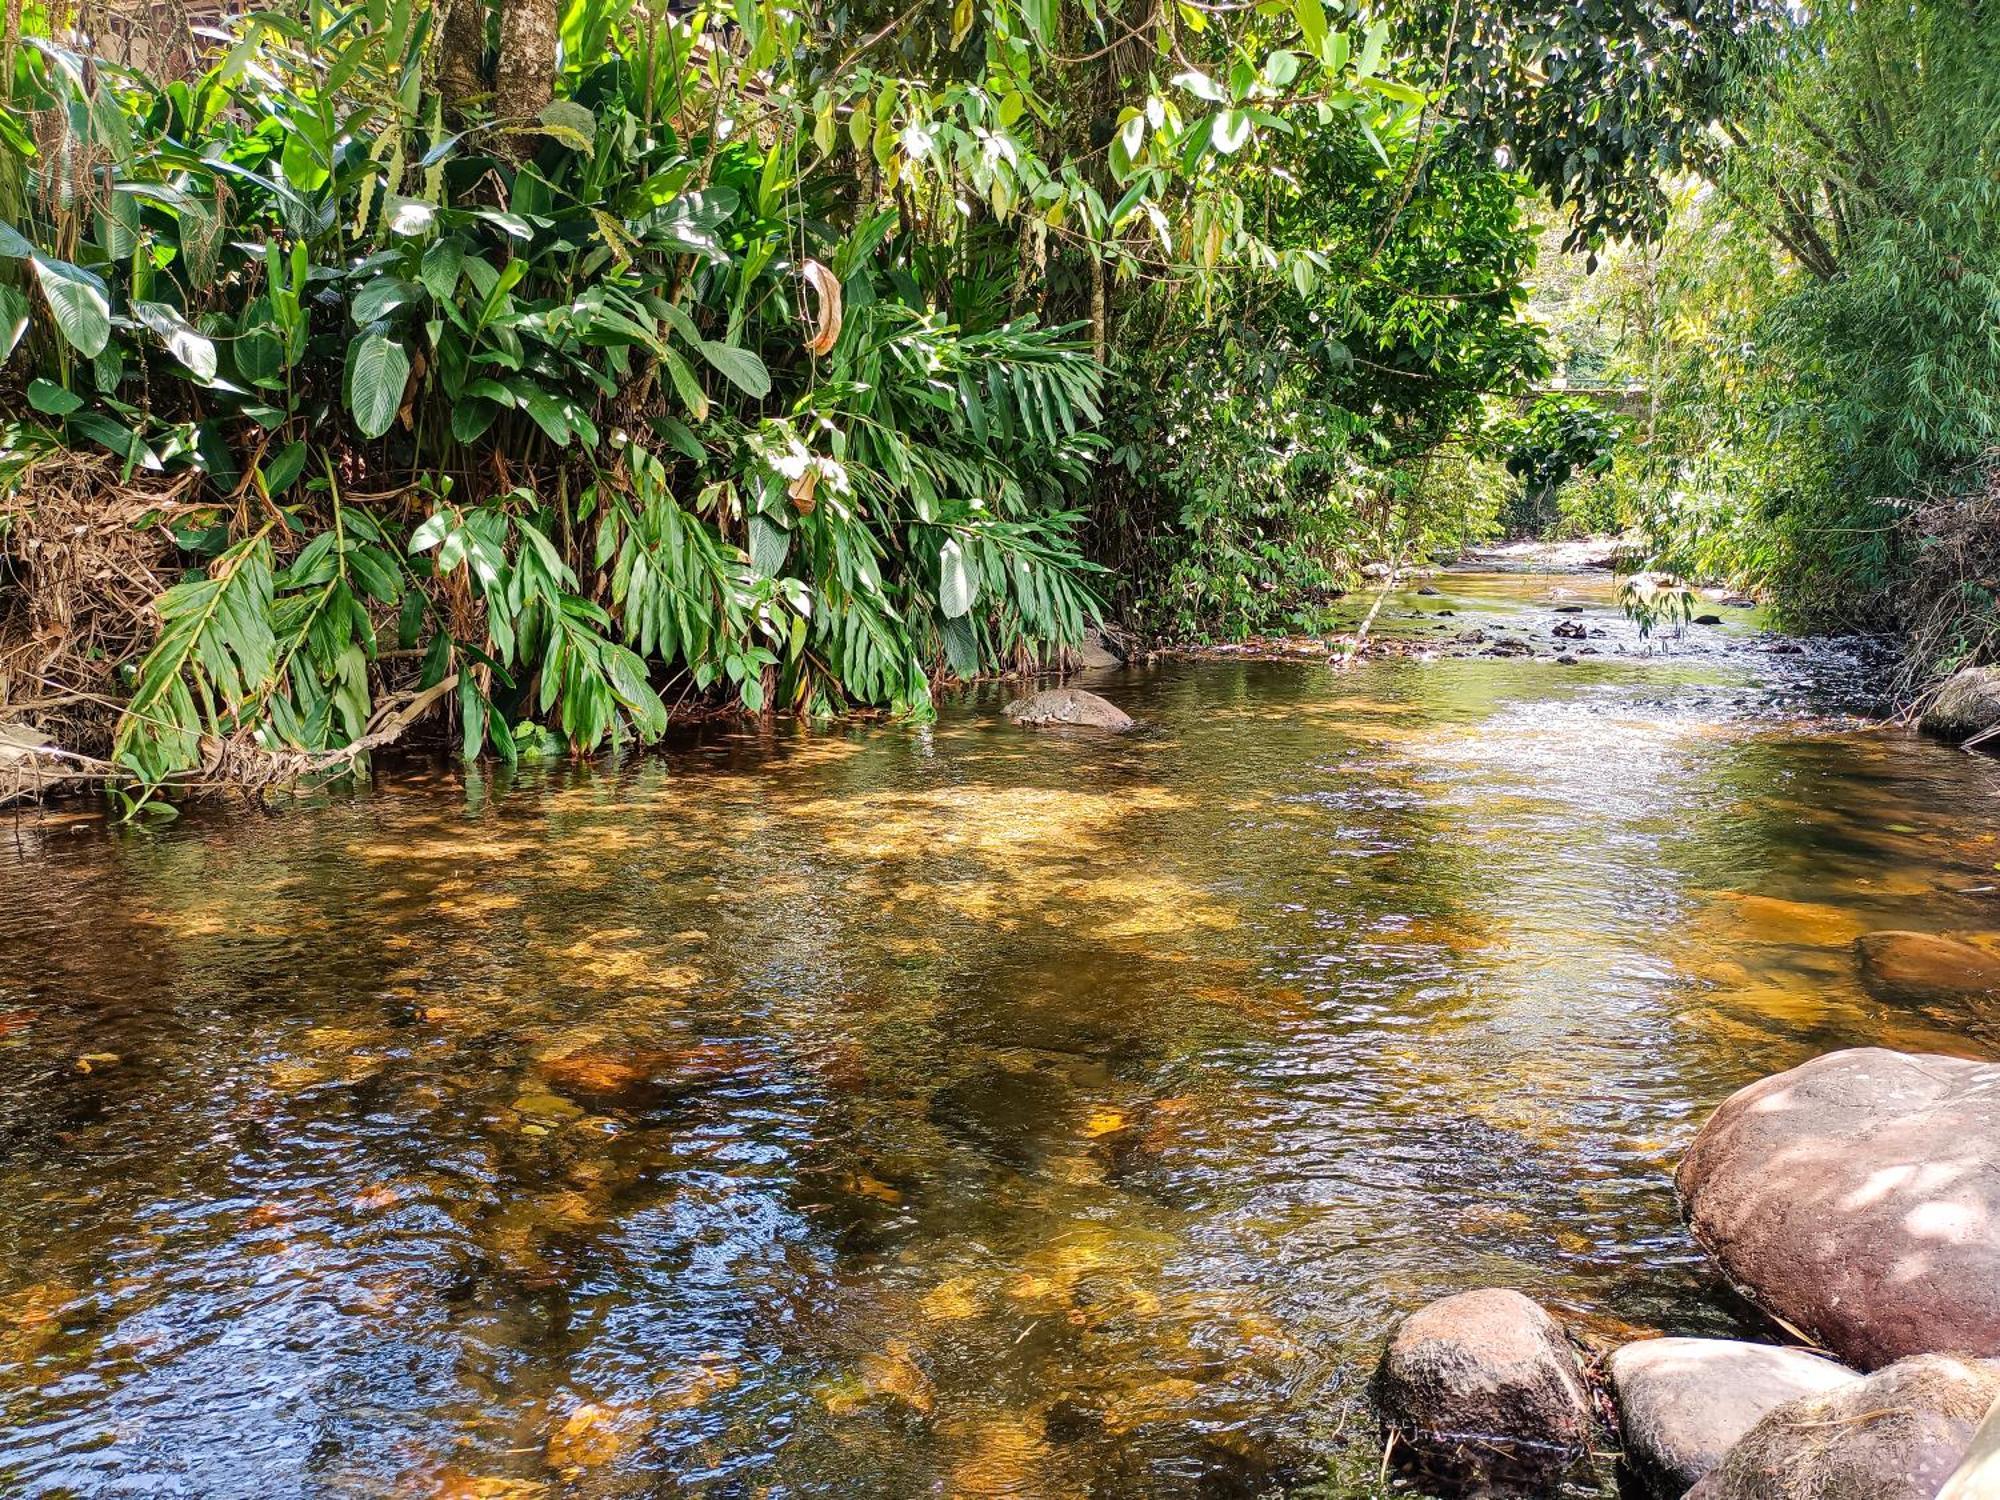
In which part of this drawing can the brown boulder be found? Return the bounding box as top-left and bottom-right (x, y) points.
(1686, 1354), (2000, 1500)
(1921, 667), (2000, 744)
(1375, 1288), (1594, 1494)
(1607, 1337), (1858, 1497)
(1003, 687), (1135, 732)
(1677, 1048), (2000, 1370)
(1855, 930), (2000, 1006)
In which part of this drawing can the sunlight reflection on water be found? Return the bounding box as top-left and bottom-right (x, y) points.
(1, 572), (1997, 1498)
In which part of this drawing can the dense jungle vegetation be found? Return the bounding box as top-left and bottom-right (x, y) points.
(0, 0), (1993, 799)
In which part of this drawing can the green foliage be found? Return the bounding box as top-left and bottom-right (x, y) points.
(1600, 0), (2000, 648)
(1398, 0), (1782, 249)
(1095, 124), (1548, 639)
(1499, 393), (1624, 538)
(0, 0), (1438, 791)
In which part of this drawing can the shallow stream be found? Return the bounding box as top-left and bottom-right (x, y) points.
(3, 568), (1997, 1498)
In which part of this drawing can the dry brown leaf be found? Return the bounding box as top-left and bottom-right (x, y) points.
(800, 258), (843, 356)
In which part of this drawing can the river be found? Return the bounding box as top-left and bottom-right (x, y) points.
(2, 566), (1996, 1498)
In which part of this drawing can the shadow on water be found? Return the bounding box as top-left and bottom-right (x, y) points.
(1, 572), (1997, 1497)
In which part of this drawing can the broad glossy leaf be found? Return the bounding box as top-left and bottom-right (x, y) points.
(0, 285), (28, 362)
(419, 238), (463, 302)
(748, 513), (790, 577)
(261, 439), (308, 494)
(938, 537), (978, 618)
(27, 378), (82, 415)
(351, 278), (424, 325)
(134, 301), (218, 380)
(32, 254), (111, 357)
(347, 333), (409, 439)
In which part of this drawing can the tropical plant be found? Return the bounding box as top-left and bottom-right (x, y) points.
(15, 0), (1384, 791)
(1499, 393), (1624, 537)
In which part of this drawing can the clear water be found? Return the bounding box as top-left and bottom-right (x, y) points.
(2, 570), (1996, 1499)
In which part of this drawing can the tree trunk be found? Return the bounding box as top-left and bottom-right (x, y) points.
(436, 0), (488, 116)
(494, 0), (557, 133)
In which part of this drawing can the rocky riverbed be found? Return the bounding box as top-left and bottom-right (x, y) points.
(1374, 1043), (2000, 1498)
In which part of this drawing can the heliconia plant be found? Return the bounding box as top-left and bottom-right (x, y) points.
(0, 0), (1414, 801)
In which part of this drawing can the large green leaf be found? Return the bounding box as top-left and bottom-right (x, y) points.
(938, 537), (978, 618)
(698, 339), (772, 399)
(350, 277), (424, 325)
(941, 613), (981, 677)
(134, 301), (218, 380)
(31, 255), (111, 357)
(0, 285), (28, 363)
(347, 333), (409, 439)
(419, 238), (463, 302)
(26, 378), (81, 415)
(748, 513), (791, 577)
(519, 387), (573, 446)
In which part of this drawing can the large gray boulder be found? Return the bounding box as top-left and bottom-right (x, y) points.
(1004, 687), (1135, 732)
(1922, 667), (2000, 744)
(1677, 1048), (2000, 1370)
(1607, 1338), (1858, 1497)
(1686, 1354), (2000, 1500)
(1074, 627), (1126, 669)
(1855, 930), (2000, 1006)
(1375, 1288), (1595, 1494)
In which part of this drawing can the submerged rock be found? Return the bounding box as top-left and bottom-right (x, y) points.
(539, 1041), (752, 1108)
(1375, 1288), (1594, 1494)
(1676, 1047), (2000, 1369)
(1004, 687), (1135, 732)
(1687, 1354), (2000, 1500)
(1855, 930), (2000, 1005)
(1607, 1337), (1858, 1497)
(1922, 667), (2000, 744)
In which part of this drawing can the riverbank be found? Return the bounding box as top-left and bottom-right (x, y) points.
(0, 533), (1945, 815)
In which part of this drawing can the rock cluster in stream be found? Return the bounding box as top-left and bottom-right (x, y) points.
(1374, 1046), (2000, 1499)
